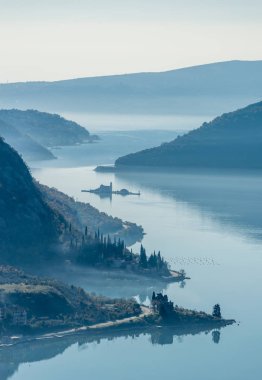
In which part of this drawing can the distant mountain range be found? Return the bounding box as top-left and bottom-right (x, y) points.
(0, 61), (262, 116)
(114, 101), (262, 170)
(0, 109), (96, 161)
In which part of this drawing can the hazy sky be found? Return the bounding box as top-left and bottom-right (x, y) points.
(0, 0), (261, 82)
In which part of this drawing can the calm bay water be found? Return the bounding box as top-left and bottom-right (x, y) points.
(4, 130), (262, 380)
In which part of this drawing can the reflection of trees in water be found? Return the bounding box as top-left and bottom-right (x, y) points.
(0, 325), (224, 380)
(212, 330), (221, 344)
(115, 170), (262, 242)
(151, 328), (174, 345)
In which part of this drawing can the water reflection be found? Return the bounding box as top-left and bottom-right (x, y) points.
(28, 144), (262, 379)
(179, 281), (186, 289)
(0, 324), (223, 380)
(115, 169), (262, 241)
(35, 264), (173, 300)
(212, 330), (221, 344)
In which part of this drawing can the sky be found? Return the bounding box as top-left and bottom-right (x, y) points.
(0, 0), (262, 82)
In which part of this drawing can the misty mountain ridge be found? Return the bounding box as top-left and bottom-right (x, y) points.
(0, 109), (92, 147)
(0, 118), (55, 161)
(1, 61), (262, 116)
(0, 109), (96, 162)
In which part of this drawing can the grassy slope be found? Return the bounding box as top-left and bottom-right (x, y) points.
(0, 266), (140, 329)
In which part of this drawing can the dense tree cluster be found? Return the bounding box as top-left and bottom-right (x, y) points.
(76, 229), (127, 266)
(139, 245), (169, 274)
(151, 292), (174, 318)
(72, 227), (170, 276)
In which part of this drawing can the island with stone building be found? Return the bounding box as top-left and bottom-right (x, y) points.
(81, 182), (140, 198)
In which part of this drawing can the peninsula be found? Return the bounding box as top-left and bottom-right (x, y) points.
(0, 313), (234, 380)
(0, 266), (234, 339)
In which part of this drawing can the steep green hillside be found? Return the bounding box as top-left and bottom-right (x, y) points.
(115, 101), (262, 169)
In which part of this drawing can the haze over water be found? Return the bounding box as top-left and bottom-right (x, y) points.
(1, 1), (262, 378)
(6, 128), (260, 380)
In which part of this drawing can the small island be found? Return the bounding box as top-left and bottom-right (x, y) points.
(81, 182), (140, 198)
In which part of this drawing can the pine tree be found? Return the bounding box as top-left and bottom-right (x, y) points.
(157, 251), (163, 270)
(212, 330), (220, 344)
(212, 304), (221, 318)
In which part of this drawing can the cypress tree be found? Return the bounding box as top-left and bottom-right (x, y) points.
(139, 245), (148, 268)
(152, 291), (156, 301)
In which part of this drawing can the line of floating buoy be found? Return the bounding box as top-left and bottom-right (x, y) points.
(169, 257), (220, 266)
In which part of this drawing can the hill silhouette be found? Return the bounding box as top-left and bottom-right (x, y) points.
(115, 101), (262, 169)
(0, 109), (92, 147)
(1, 61), (262, 116)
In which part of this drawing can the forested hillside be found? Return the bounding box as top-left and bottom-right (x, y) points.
(115, 101), (262, 169)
